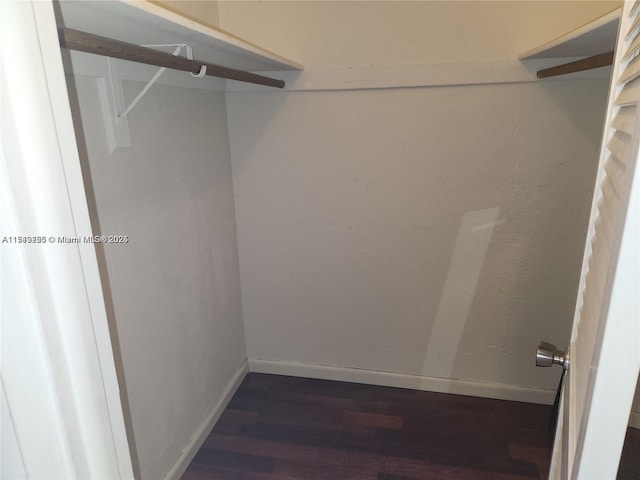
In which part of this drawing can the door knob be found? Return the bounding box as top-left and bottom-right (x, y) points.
(536, 341), (568, 369)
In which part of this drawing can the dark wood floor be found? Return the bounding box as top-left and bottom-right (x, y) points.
(182, 373), (640, 480)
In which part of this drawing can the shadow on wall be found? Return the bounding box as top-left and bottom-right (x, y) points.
(633, 377), (640, 419)
(226, 91), (291, 177)
(61, 51), (143, 480)
(538, 78), (610, 146)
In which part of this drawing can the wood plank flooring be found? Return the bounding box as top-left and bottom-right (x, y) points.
(181, 373), (639, 480)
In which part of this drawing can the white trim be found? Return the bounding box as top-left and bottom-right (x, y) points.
(1, 1), (134, 477)
(65, 54), (611, 94)
(32, 2), (136, 475)
(164, 360), (249, 480)
(226, 59), (611, 93)
(629, 411), (640, 430)
(248, 359), (556, 405)
(563, 2), (640, 477)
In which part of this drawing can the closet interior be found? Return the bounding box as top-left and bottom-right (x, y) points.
(52, 1), (637, 479)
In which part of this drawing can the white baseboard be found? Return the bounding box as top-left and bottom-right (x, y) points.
(248, 359), (556, 405)
(164, 359), (249, 480)
(629, 411), (640, 430)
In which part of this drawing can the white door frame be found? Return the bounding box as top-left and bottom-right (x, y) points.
(1, 1), (134, 478)
(550, 1), (640, 477)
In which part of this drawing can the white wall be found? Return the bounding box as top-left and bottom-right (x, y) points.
(1, 384), (26, 480)
(156, 0), (219, 28)
(218, 0), (619, 68)
(227, 81), (608, 396)
(69, 76), (245, 479)
(221, 1), (613, 400)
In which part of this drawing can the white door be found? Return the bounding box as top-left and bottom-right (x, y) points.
(550, 1), (640, 479)
(1, 1), (134, 477)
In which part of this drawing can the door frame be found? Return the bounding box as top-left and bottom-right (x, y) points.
(1, 1), (134, 477)
(550, 1), (640, 477)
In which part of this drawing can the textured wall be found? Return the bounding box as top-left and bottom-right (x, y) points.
(218, 0), (619, 68)
(226, 80), (608, 395)
(70, 77), (245, 480)
(220, 1), (614, 398)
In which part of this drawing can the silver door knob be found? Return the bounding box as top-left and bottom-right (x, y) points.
(536, 341), (568, 368)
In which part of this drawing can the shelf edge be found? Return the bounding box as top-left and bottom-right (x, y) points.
(119, 0), (303, 70)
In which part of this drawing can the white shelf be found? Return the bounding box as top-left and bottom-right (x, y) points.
(520, 8), (621, 60)
(58, 0), (303, 72)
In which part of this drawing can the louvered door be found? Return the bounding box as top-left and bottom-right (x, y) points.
(550, 1), (640, 478)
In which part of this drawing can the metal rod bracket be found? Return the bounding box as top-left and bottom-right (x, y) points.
(116, 44), (194, 119)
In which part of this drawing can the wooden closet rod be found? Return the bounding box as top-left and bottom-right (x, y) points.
(58, 28), (285, 88)
(537, 51), (614, 79)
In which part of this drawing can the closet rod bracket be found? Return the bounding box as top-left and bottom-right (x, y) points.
(100, 43), (206, 154)
(115, 43), (201, 119)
